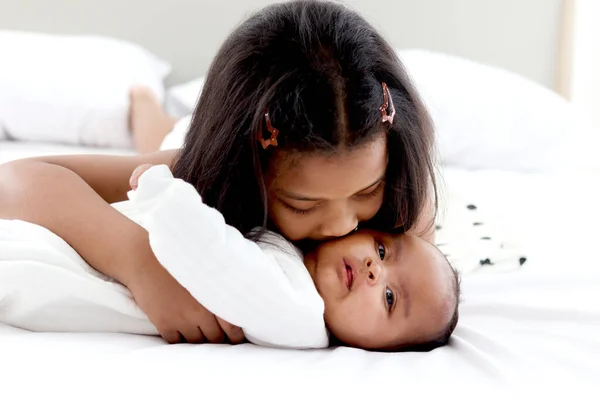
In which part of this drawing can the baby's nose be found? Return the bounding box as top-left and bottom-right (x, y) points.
(364, 258), (382, 285)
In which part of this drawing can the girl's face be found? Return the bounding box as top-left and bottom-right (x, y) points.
(265, 135), (387, 242)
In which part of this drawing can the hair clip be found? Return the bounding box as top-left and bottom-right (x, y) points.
(258, 109), (279, 149)
(379, 82), (395, 124)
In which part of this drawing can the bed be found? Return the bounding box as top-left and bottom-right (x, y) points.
(1, 158), (598, 396)
(1, 0), (599, 397)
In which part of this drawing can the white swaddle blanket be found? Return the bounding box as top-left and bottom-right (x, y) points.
(0, 165), (328, 349)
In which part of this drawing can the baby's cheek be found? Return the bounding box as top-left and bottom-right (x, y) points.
(324, 296), (378, 343)
(323, 305), (354, 343)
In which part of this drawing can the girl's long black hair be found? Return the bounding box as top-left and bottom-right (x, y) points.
(173, 0), (437, 238)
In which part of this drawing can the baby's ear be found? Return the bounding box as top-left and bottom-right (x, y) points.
(129, 164), (154, 190)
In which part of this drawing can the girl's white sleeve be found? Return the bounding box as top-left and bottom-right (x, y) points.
(116, 165), (328, 349)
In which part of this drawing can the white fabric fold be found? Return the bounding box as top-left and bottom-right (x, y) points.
(0, 218), (155, 335)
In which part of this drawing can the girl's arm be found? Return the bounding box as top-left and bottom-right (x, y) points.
(0, 151), (244, 344)
(29, 150), (178, 204)
(128, 165), (328, 349)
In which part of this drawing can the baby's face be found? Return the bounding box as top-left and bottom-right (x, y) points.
(304, 230), (457, 350)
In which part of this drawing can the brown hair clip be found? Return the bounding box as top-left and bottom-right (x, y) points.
(258, 109), (279, 149)
(380, 82), (395, 124)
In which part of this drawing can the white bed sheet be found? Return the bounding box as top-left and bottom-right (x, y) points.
(0, 140), (135, 164)
(1, 142), (599, 397)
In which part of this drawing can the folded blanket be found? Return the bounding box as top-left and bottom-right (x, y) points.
(0, 166), (328, 349)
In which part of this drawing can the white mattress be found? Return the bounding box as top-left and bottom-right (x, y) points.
(1, 142), (599, 397)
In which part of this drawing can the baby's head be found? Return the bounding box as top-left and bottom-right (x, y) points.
(304, 230), (459, 351)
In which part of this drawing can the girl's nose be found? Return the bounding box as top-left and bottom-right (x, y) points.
(320, 206), (358, 238)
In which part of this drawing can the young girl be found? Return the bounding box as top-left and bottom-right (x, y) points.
(0, 0), (437, 345)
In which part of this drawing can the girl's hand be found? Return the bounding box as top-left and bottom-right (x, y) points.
(129, 163), (154, 190)
(126, 258), (245, 344)
(127, 163), (246, 344)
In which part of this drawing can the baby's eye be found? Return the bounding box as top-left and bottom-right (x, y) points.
(378, 243), (386, 260)
(385, 288), (394, 309)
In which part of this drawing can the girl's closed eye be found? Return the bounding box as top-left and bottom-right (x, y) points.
(355, 181), (384, 199)
(282, 202), (317, 216)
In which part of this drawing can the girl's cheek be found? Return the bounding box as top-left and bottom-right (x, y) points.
(360, 197), (385, 222)
(280, 217), (310, 241)
(269, 205), (300, 238)
(276, 212), (317, 242)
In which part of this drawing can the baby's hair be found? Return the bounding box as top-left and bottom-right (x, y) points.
(173, 0), (437, 239)
(401, 265), (461, 352)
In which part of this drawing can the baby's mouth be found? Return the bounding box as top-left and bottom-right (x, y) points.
(345, 263), (354, 290)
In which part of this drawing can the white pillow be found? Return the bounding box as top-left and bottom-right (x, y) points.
(165, 77), (205, 118)
(0, 30), (171, 148)
(398, 49), (600, 173)
(160, 114), (192, 151)
(160, 77), (204, 150)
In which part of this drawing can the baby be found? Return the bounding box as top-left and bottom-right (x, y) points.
(123, 165), (460, 351)
(304, 230), (460, 351)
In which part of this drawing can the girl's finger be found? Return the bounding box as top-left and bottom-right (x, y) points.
(197, 313), (226, 344)
(160, 329), (183, 344)
(179, 327), (205, 344)
(217, 317), (245, 344)
(129, 164), (154, 190)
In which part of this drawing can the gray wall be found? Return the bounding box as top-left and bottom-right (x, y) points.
(0, 0), (563, 88)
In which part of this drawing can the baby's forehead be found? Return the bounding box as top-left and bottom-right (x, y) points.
(381, 232), (451, 271)
(363, 229), (403, 240)
(376, 231), (420, 248)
